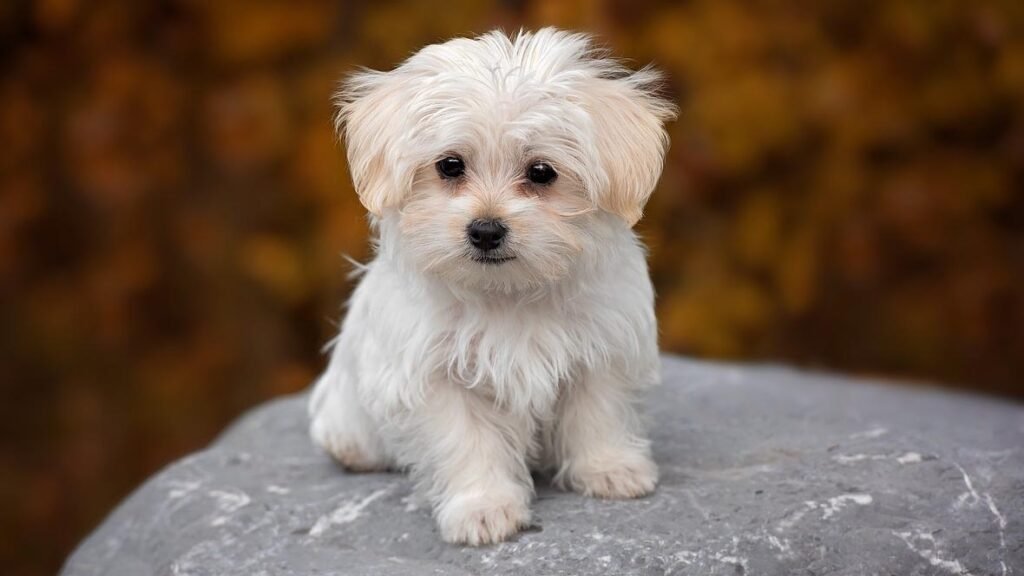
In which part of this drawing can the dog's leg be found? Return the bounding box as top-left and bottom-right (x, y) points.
(406, 383), (533, 546)
(309, 365), (393, 472)
(551, 369), (657, 499)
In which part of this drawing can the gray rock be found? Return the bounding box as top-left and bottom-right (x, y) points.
(63, 356), (1023, 575)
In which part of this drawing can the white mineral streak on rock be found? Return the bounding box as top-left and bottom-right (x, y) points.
(850, 427), (888, 439)
(804, 494), (873, 520)
(983, 493), (1007, 535)
(983, 493), (1010, 576)
(894, 530), (977, 576)
(480, 546), (501, 566)
(767, 534), (792, 555)
(713, 537), (749, 572)
(265, 485), (290, 495)
(776, 504), (814, 532)
(671, 550), (698, 566)
(832, 452), (922, 465)
(822, 494), (873, 519)
(954, 463), (981, 509)
(309, 487), (390, 537)
(711, 551), (749, 571)
(669, 538), (749, 572)
(209, 488), (251, 526)
(833, 453), (875, 463)
(896, 452), (923, 464)
(167, 480), (202, 499)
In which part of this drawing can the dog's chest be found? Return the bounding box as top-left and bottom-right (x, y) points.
(438, 302), (582, 405)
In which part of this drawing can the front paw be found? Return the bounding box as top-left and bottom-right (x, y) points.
(437, 491), (531, 546)
(566, 451), (658, 499)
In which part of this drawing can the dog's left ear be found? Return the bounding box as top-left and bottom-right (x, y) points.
(583, 69), (676, 226)
(335, 69), (413, 216)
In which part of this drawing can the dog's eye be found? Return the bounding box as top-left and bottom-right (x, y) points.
(436, 156), (465, 179)
(526, 162), (557, 185)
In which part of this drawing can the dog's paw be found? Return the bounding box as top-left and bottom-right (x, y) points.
(437, 492), (530, 546)
(309, 416), (391, 473)
(568, 452), (658, 499)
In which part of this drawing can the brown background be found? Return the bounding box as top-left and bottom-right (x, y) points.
(2, 1), (1023, 574)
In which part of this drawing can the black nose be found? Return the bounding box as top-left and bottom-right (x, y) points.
(467, 219), (507, 251)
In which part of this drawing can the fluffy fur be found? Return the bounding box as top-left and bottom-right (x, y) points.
(309, 28), (676, 545)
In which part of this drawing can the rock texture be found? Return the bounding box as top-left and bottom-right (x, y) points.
(63, 356), (1023, 575)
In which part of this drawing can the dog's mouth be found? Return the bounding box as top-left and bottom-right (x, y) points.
(471, 254), (517, 265)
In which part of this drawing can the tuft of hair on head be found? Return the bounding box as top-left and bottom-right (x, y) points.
(483, 27), (678, 226)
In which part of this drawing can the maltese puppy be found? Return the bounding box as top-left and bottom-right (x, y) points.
(309, 28), (675, 545)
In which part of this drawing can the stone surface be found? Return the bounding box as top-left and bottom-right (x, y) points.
(63, 356), (1023, 576)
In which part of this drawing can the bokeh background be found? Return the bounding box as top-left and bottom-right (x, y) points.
(2, 0), (1023, 573)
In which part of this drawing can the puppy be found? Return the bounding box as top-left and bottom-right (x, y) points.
(309, 28), (675, 545)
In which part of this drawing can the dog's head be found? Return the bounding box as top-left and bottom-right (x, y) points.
(337, 28), (675, 291)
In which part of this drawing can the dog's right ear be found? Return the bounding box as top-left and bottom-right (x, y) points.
(335, 69), (411, 216)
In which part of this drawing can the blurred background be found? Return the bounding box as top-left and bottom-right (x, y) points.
(2, 0), (1023, 574)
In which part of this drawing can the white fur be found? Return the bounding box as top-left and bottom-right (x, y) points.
(309, 28), (675, 545)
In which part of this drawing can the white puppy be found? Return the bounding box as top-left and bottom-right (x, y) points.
(309, 28), (675, 545)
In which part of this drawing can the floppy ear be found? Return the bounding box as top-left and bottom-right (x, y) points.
(583, 68), (676, 226)
(334, 69), (414, 216)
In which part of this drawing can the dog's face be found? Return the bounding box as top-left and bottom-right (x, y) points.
(337, 29), (675, 291)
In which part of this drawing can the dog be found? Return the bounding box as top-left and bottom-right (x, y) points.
(309, 28), (675, 545)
